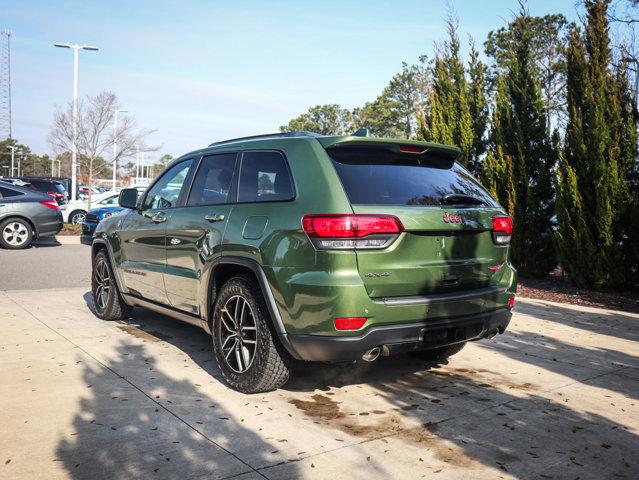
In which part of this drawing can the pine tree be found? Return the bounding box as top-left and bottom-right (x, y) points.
(557, 0), (637, 289)
(355, 63), (424, 139)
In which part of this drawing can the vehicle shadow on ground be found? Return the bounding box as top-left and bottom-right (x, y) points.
(30, 238), (62, 248)
(55, 337), (293, 480)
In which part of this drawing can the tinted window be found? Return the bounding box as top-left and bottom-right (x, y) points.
(53, 182), (67, 194)
(238, 151), (294, 203)
(187, 153), (236, 206)
(27, 180), (66, 194)
(143, 160), (193, 210)
(330, 150), (496, 207)
(98, 195), (119, 205)
(0, 186), (22, 198)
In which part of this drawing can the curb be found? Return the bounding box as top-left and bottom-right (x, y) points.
(54, 235), (81, 244)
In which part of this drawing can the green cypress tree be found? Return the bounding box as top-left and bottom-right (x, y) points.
(556, 0), (635, 289)
(467, 41), (490, 176)
(421, 15), (474, 170)
(493, 6), (558, 277)
(483, 75), (516, 216)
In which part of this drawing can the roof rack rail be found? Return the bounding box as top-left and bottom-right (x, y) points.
(209, 131), (319, 147)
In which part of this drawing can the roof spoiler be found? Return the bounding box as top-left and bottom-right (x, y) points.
(318, 137), (460, 169)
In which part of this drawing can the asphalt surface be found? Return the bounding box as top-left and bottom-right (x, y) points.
(0, 239), (90, 290)
(1, 244), (638, 479)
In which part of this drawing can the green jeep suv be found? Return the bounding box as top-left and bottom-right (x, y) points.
(89, 131), (516, 393)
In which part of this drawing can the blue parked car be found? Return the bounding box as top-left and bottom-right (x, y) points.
(80, 205), (125, 245)
(80, 187), (146, 245)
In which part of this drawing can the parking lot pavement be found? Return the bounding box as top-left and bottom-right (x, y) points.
(0, 250), (638, 479)
(0, 240), (90, 291)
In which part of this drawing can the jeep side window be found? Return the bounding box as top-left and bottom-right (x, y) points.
(187, 153), (237, 206)
(238, 151), (294, 203)
(142, 159), (193, 210)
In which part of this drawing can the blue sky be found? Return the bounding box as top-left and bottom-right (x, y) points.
(5, 0), (579, 163)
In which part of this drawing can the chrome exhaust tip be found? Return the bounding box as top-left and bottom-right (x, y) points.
(362, 347), (381, 362)
(484, 328), (500, 339)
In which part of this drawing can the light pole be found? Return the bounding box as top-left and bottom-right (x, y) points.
(51, 157), (61, 177)
(7, 146), (19, 177)
(111, 108), (128, 191)
(135, 145), (140, 184)
(54, 43), (99, 201)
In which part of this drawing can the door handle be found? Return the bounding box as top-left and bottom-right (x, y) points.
(151, 212), (167, 223)
(205, 214), (225, 222)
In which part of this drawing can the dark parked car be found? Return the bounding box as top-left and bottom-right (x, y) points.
(0, 180), (63, 249)
(20, 177), (69, 205)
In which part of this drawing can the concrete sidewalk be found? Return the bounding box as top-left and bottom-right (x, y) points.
(1, 289), (637, 480)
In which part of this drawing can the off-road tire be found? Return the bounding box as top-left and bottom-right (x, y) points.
(0, 217), (33, 249)
(212, 275), (291, 393)
(411, 341), (467, 361)
(91, 250), (131, 320)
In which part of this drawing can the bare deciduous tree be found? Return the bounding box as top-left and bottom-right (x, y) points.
(48, 91), (157, 207)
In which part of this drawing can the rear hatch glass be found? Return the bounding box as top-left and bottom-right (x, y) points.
(328, 146), (507, 302)
(331, 151), (496, 207)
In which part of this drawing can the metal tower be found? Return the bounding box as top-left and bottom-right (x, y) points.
(0, 30), (12, 139)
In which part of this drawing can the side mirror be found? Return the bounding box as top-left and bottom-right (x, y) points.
(119, 188), (139, 209)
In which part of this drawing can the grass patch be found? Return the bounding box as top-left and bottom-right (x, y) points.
(58, 224), (82, 236)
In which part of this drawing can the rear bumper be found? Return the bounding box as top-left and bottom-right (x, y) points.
(287, 308), (512, 362)
(80, 234), (93, 246)
(36, 214), (63, 238)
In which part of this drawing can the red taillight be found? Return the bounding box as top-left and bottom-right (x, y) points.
(47, 191), (63, 199)
(40, 199), (60, 210)
(334, 317), (367, 331)
(302, 214), (403, 238)
(399, 145), (426, 154)
(493, 216), (513, 235)
(492, 215), (513, 245)
(508, 296), (515, 309)
(302, 214), (403, 250)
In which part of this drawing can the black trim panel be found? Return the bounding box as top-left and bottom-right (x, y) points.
(287, 308), (512, 362)
(122, 293), (210, 333)
(212, 256), (302, 359)
(380, 286), (504, 306)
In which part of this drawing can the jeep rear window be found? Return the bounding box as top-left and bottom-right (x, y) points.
(329, 148), (496, 207)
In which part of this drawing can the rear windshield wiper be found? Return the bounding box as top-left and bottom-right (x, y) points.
(441, 193), (484, 206)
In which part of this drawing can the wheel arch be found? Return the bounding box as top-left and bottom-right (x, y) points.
(91, 239), (129, 298)
(206, 256), (301, 360)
